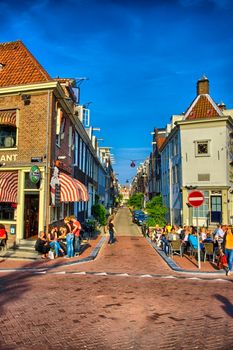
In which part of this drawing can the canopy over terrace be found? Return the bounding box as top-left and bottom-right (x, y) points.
(0, 171), (18, 203)
(59, 172), (89, 202)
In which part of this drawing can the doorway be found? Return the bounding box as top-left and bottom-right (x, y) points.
(24, 194), (39, 239)
(210, 196), (222, 224)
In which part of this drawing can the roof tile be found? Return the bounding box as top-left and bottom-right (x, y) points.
(0, 40), (52, 87)
(186, 95), (221, 120)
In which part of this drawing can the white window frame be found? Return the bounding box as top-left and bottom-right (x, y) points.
(195, 140), (210, 157)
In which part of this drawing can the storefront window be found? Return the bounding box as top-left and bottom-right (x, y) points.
(0, 203), (15, 220)
(0, 125), (17, 148)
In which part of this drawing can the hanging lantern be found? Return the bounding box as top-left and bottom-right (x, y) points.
(130, 161), (136, 168)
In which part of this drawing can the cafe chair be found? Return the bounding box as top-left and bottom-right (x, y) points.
(0, 239), (7, 251)
(190, 242), (198, 259)
(203, 243), (215, 263)
(170, 240), (182, 257)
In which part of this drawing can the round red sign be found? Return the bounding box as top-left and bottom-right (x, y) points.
(188, 190), (204, 207)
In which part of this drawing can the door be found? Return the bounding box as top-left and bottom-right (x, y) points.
(211, 196), (222, 224)
(24, 194), (39, 238)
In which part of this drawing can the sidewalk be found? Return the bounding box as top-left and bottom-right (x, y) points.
(0, 235), (105, 271)
(147, 236), (227, 275)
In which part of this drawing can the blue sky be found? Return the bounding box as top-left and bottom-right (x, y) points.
(1, 0), (233, 183)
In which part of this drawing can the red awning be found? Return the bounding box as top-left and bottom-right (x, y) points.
(0, 110), (17, 126)
(0, 171), (18, 203)
(59, 173), (89, 202)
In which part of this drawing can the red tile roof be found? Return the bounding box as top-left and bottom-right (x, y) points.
(157, 137), (166, 150)
(185, 95), (222, 120)
(0, 40), (52, 87)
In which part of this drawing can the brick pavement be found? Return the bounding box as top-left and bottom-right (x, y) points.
(0, 272), (233, 349)
(1, 208), (233, 349)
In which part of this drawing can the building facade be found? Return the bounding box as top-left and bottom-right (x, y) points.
(0, 40), (114, 248)
(159, 77), (233, 226)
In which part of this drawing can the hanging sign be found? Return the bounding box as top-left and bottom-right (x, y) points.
(50, 166), (60, 206)
(29, 165), (41, 184)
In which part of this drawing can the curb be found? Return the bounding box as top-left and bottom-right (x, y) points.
(146, 236), (226, 276)
(0, 236), (106, 272)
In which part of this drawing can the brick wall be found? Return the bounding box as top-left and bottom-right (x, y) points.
(0, 92), (49, 164)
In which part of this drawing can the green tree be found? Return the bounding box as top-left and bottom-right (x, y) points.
(127, 193), (144, 209)
(145, 195), (167, 227)
(92, 204), (107, 226)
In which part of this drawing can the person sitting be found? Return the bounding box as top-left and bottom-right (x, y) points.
(57, 226), (67, 255)
(161, 233), (170, 255)
(200, 227), (207, 241)
(35, 231), (50, 259)
(0, 224), (7, 249)
(181, 226), (191, 255)
(203, 232), (214, 244)
(188, 230), (198, 249)
(168, 227), (180, 241)
(48, 226), (65, 258)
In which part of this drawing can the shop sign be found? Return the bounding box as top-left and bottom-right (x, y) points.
(29, 165), (41, 184)
(0, 154), (18, 162)
(55, 184), (61, 207)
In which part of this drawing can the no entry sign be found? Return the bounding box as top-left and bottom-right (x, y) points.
(188, 190), (204, 207)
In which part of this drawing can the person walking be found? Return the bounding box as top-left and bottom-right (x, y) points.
(223, 226), (233, 276)
(108, 218), (116, 244)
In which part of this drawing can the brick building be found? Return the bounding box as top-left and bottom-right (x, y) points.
(0, 40), (103, 247)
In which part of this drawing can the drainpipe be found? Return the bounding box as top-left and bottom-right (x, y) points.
(44, 90), (52, 234)
(169, 144), (173, 225)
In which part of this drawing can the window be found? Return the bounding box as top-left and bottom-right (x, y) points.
(82, 108), (90, 127)
(0, 125), (17, 149)
(56, 108), (66, 147)
(193, 190), (209, 218)
(0, 203), (16, 220)
(195, 140), (210, 157)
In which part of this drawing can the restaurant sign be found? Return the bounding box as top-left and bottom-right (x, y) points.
(29, 165), (41, 184)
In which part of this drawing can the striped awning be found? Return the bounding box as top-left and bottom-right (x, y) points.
(0, 110), (17, 126)
(59, 172), (89, 202)
(0, 171), (18, 203)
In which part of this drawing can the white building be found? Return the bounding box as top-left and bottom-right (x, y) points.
(160, 76), (233, 226)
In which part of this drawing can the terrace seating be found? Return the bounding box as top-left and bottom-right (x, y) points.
(170, 240), (182, 257)
(203, 242), (215, 263)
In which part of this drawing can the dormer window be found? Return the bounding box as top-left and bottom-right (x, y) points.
(0, 63), (5, 70)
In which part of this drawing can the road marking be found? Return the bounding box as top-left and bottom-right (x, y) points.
(43, 270), (231, 282)
(0, 267), (231, 282)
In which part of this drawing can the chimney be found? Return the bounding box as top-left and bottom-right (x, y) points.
(217, 101), (226, 111)
(197, 75), (209, 95)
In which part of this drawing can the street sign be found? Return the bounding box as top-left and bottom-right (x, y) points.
(188, 190), (204, 207)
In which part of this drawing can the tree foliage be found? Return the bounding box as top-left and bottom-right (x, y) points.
(127, 192), (144, 209)
(92, 204), (107, 226)
(145, 195), (167, 227)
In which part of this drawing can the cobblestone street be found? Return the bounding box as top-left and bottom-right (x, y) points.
(1, 208), (233, 350)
